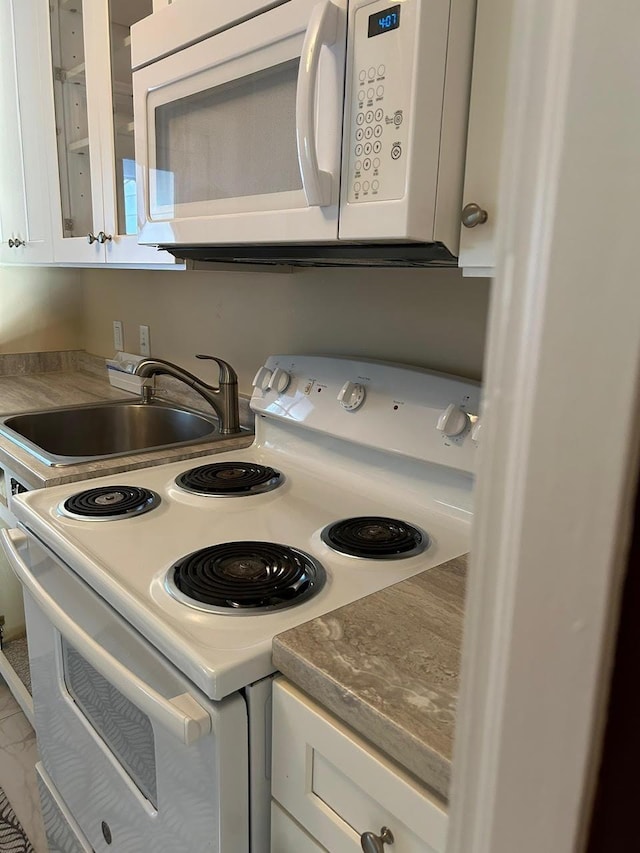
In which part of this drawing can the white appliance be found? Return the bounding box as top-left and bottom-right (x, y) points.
(131, 0), (476, 265)
(1, 355), (479, 852)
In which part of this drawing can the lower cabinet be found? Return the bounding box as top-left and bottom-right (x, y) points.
(271, 678), (448, 853)
(272, 803), (325, 852)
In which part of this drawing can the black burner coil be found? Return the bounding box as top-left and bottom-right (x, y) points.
(62, 486), (160, 519)
(321, 516), (427, 559)
(170, 541), (325, 611)
(175, 462), (282, 496)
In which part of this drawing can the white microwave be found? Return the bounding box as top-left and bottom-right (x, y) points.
(131, 0), (476, 265)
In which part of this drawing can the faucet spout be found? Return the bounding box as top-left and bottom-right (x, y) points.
(134, 355), (240, 434)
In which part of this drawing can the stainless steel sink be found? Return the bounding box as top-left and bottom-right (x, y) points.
(0, 400), (247, 467)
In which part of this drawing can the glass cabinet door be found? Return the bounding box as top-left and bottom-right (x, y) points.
(48, 0), (170, 264)
(49, 0), (97, 244)
(106, 0), (153, 241)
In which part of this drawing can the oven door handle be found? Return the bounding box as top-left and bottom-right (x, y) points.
(1, 528), (212, 747)
(296, 0), (339, 207)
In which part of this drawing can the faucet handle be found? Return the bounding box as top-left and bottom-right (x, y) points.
(195, 354), (238, 385)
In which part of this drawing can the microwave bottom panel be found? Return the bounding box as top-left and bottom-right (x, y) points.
(161, 242), (458, 268)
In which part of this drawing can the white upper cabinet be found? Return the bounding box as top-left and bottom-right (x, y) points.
(0, 0), (53, 265)
(458, 0), (514, 276)
(45, 0), (174, 265)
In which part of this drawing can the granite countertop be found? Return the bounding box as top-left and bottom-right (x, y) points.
(272, 554), (467, 802)
(0, 369), (254, 489)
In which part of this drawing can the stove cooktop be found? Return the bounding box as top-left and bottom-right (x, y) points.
(15, 444), (471, 699)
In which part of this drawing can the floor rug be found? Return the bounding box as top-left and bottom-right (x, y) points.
(0, 787), (34, 853)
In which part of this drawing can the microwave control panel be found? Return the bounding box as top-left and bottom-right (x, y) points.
(346, 0), (414, 204)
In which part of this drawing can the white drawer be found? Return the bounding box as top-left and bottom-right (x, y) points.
(271, 802), (326, 852)
(271, 678), (448, 853)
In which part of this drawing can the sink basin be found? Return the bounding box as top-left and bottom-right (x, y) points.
(0, 401), (245, 467)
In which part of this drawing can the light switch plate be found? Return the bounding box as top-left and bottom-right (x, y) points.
(139, 324), (151, 357)
(113, 320), (124, 351)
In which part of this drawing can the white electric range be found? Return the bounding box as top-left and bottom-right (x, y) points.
(2, 355), (479, 853)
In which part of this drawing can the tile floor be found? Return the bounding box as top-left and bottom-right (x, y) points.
(0, 679), (45, 852)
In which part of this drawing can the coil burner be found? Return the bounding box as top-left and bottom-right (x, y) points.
(166, 541), (325, 614)
(320, 516), (428, 559)
(175, 462), (283, 497)
(60, 486), (160, 521)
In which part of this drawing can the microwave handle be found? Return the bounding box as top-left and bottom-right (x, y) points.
(1, 527), (212, 747)
(296, 0), (339, 207)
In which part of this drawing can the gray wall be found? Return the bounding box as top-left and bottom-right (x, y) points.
(0, 267), (83, 354)
(81, 266), (490, 394)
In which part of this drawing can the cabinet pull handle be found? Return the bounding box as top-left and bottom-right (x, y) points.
(461, 202), (489, 228)
(87, 232), (98, 244)
(8, 238), (25, 248)
(360, 826), (394, 852)
(97, 231), (113, 243)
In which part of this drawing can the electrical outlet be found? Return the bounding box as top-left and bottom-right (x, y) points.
(113, 320), (124, 352)
(139, 324), (151, 357)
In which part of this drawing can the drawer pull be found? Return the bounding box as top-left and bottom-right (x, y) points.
(360, 826), (394, 852)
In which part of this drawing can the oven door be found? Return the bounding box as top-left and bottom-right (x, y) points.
(1, 527), (249, 853)
(133, 0), (347, 246)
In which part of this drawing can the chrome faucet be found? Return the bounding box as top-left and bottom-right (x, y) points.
(134, 354), (240, 434)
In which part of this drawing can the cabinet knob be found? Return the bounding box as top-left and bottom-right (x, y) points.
(360, 826), (394, 852)
(97, 231), (113, 243)
(461, 202), (489, 228)
(87, 232), (98, 244)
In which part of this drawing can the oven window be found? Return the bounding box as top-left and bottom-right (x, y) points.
(62, 639), (158, 807)
(153, 58), (303, 212)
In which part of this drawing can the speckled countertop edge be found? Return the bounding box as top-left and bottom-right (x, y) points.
(272, 554), (467, 802)
(0, 368), (254, 488)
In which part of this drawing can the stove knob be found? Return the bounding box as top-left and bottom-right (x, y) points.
(338, 381), (366, 411)
(252, 366), (272, 392)
(436, 404), (470, 437)
(471, 419), (483, 444)
(268, 367), (291, 393)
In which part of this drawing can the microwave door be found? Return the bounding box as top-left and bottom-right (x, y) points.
(133, 0), (347, 247)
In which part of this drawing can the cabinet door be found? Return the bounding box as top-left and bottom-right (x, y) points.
(458, 0), (514, 276)
(46, 0), (174, 266)
(0, 0), (53, 264)
(272, 679), (448, 853)
(93, 0), (175, 264)
(271, 803), (326, 853)
(47, 0), (106, 263)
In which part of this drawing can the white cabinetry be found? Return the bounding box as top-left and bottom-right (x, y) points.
(271, 679), (448, 853)
(0, 0), (53, 264)
(458, 0), (514, 276)
(44, 0), (173, 265)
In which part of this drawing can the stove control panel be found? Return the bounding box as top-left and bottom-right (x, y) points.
(251, 355), (481, 474)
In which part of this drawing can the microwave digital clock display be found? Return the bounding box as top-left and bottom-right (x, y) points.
(368, 4), (401, 37)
